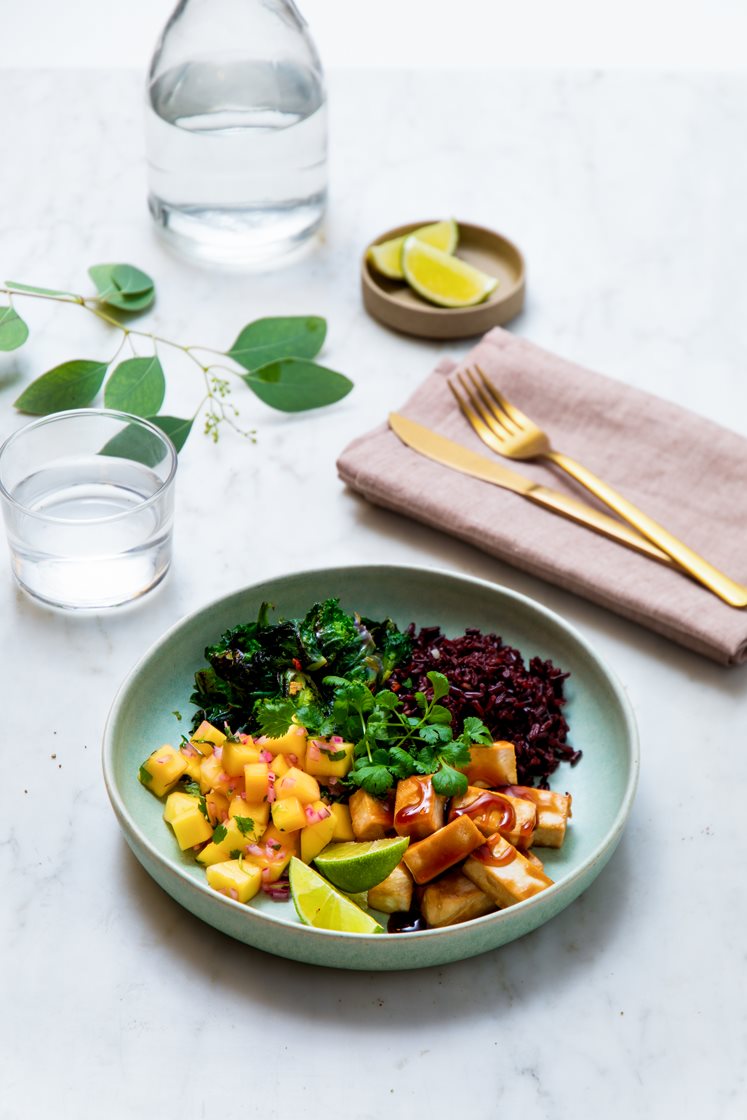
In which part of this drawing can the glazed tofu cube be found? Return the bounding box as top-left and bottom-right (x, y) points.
(329, 803), (355, 841)
(170, 804), (213, 850)
(463, 833), (554, 907)
(255, 723), (308, 760)
(139, 745), (187, 798)
(524, 849), (545, 872)
(403, 816), (485, 885)
(191, 720), (226, 750)
(460, 741), (517, 787)
(206, 859), (261, 904)
(271, 796), (307, 833)
(393, 776), (445, 841)
(349, 789), (393, 841)
(305, 738), (355, 779)
(275, 767), (321, 805)
(367, 862), (414, 914)
(421, 869), (496, 928)
(501, 785), (572, 848)
(449, 786), (536, 850)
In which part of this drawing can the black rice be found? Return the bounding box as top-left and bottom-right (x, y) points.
(389, 625), (581, 788)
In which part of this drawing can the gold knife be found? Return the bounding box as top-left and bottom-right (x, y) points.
(388, 413), (674, 567)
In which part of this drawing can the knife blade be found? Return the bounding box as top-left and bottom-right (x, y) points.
(388, 413), (674, 567)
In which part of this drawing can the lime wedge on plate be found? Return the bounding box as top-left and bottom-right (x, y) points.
(289, 858), (384, 934)
(402, 236), (499, 307)
(367, 219), (458, 279)
(313, 837), (409, 893)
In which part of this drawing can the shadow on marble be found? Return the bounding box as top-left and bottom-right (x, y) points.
(116, 831), (636, 1025)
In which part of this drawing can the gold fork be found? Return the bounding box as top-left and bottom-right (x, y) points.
(449, 365), (747, 608)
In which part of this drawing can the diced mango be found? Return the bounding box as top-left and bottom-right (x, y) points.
(270, 754), (291, 780)
(204, 789), (230, 826)
(255, 723), (308, 759)
(367, 862), (413, 914)
(206, 859), (262, 904)
(228, 797), (270, 835)
(275, 767), (320, 805)
(179, 744), (203, 781)
(200, 816), (263, 861)
(195, 841), (232, 867)
(243, 824), (299, 882)
(163, 790), (200, 824)
(304, 738), (355, 779)
(170, 804), (213, 850)
(222, 737), (261, 776)
(329, 803), (355, 841)
(243, 761), (270, 802)
(300, 802), (336, 864)
(139, 745), (187, 798)
(191, 720), (226, 749)
(271, 796), (307, 833)
(349, 788), (393, 841)
(199, 753), (225, 795)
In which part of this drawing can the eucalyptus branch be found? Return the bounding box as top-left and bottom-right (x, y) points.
(0, 262), (352, 453)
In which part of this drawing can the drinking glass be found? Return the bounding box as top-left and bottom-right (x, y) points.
(0, 410), (177, 609)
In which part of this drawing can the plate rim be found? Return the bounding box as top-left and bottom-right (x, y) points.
(102, 563), (639, 949)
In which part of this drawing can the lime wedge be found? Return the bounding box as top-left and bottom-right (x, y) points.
(289, 858), (384, 934)
(367, 219), (458, 280)
(313, 837), (409, 893)
(402, 236), (499, 308)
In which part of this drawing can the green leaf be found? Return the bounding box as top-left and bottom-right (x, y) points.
(255, 698), (298, 739)
(89, 263), (155, 313)
(5, 280), (78, 298)
(426, 671), (450, 702)
(111, 264), (155, 296)
(98, 420), (171, 468)
(14, 359), (108, 414)
(351, 762), (394, 796)
(244, 358), (352, 413)
(0, 306), (29, 351)
(104, 356), (165, 416)
(149, 415), (194, 453)
(432, 764), (468, 798)
(212, 824), (228, 844)
(228, 316), (326, 372)
(461, 716), (492, 745)
(138, 764), (153, 785)
(234, 816), (255, 836)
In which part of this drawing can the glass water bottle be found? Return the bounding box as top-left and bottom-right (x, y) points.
(145, 0), (327, 265)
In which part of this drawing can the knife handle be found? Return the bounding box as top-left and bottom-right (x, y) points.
(528, 485), (675, 567)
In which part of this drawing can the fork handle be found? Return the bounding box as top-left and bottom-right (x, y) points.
(547, 450), (747, 608)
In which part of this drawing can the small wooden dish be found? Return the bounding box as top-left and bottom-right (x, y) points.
(361, 220), (526, 340)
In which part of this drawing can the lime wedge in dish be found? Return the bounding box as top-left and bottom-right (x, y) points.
(313, 837), (409, 893)
(401, 236), (499, 308)
(289, 858), (384, 934)
(367, 219), (459, 280)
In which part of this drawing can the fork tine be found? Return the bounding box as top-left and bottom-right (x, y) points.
(454, 373), (510, 442)
(475, 365), (528, 431)
(462, 368), (516, 437)
(447, 378), (505, 455)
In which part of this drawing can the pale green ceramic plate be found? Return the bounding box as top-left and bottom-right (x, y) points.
(103, 565), (639, 970)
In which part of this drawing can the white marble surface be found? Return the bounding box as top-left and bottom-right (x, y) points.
(1, 67), (746, 1119)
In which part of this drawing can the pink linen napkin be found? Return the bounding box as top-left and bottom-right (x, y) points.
(337, 327), (747, 665)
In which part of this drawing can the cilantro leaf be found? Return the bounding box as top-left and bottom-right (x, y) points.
(230, 849), (242, 859)
(462, 716), (492, 745)
(388, 746), (419, 779)
(138, 764), (153, 785)
(432, 764), (468, 797)
(212, 824), (228, 844)
(350, 762), (394, 796)
(255, 697), (297, 739)
(234, 816), (255, 836)
(418, 723), (452, 745)
(426, 671), (449, 701)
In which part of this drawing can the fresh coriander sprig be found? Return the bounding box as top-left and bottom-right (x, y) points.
(0, 263), (352, 451)
(255, 670), (493, 798)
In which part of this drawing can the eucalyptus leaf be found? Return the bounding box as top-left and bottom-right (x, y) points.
(14, 359), (108, 415)
(228, 316), (326, 372)
(104, 356), (165, 416)
(99, 423), (170, 468)
(5, 280), (78, 299)
(149, 415), (194, 453)
(244, 358), (353, 413)
(89, 263), (155, 313)
(111, 264), (155, 296)
(0, 306), (29, 351)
